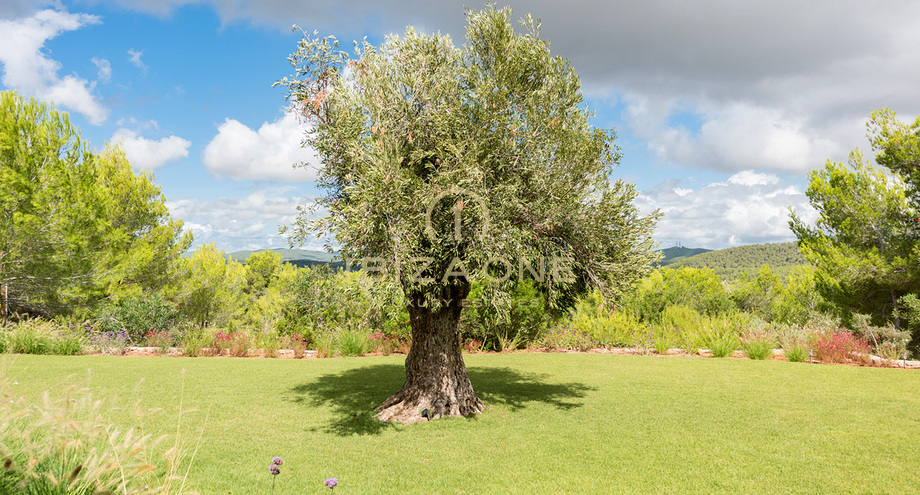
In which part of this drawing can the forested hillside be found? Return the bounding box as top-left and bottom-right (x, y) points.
(657, 246), (712, 266)
(668, 242), (808, 280)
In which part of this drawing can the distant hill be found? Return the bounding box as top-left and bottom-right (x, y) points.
(657, 246), (712, 266)
(227, 248), (338, 265)
(667, 242), (808, 280)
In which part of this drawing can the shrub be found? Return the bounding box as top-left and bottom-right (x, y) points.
(6, 326), (51, 354)
(50, 331), (86, 356)
(620, 267), (736, 322)
(742, 333), (775, 360)
(0, 319), (87, 355)
(213, 331), (234, 355)
(852, 313), (910, 362)
(88, 329), (130, 355)
(256, 330), (281, 358)
(282, 334), (309, 358)
(336, 330), (369, 357)
(709, 335), (738, 358)
(93, 293), (178, 344)
(276, 266), (407, 349)
(368, 331), (396, 355)
(145, 329), (178, 354)
(181, 330), (214, 357)
(784, 344), (809, 363)
(538, 324), (595, 352)
(566, 296), (640, 348)
(229, 332), (250, 357)
(461, 279), (552, 351)
(809, 331), (870, 364)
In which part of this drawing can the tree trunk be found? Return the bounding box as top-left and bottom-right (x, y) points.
(375, 282), (484, 423)
(892, 289), (901, 330)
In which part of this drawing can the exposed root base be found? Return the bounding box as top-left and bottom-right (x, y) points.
(375, 391), (484, 424)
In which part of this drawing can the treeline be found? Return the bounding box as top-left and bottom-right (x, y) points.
(2, 90), (919, 362)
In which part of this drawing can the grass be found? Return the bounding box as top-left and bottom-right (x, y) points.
(3, 353), (920, 494)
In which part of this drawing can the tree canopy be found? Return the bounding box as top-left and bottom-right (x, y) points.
(790, 134), (920, 330)
(278, 6), (659, 422)
(0, 90), (191, 317)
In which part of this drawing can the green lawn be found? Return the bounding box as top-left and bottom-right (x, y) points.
(4, 353), (919, 494)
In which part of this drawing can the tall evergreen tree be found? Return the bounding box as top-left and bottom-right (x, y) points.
(790, 149), (919, 328)
(0, 91), (191, 317)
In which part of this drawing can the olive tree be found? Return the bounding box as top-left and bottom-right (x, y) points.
(277, 6), (659, 422)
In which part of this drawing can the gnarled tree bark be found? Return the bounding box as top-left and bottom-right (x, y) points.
(375, 282), (484, 423)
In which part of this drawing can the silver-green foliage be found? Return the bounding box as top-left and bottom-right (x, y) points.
(276, 6), (660, 307)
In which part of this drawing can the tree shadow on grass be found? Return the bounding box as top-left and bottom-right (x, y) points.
(285, 363), (595, 436)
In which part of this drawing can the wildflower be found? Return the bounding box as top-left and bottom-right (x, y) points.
(269, 456), (283, 475)
(325, 477), (338, 490)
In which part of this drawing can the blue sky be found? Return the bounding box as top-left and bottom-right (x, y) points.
(3, 0), (920, 252)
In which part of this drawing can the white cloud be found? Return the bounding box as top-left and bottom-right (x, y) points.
(202, 112), (319, 182)
(726, 171), (779, 187)
(92, 57), (111, 82)
(638, 175), (817, 249)
(127, 48), (146, 72)
(86, 0), (920, 176)
(626, 98), (845, 173)
(167, 190), (329, 252)
(111, 128), (191, 170)
(0, 9), (108, 124)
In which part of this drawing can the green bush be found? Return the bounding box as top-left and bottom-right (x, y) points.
(276, 266), (408, 349)
(784, 344), (809, 363)
(94, 293), (177, 344)
(461, 279), (552, 351)
(538, 324), (595, 351)
(1, 319), (86, 355)
(181, 329), (214, 357)
(335, 329), (369, 357)
(743, 337), (774, 360)
(709, 335), (738, 358)
(620, 267), (736, 322)
(564, 291), (638, 348)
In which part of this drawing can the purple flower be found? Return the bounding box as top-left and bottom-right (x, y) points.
(324, 477), (338, 489)
(269, 456), (283, 476)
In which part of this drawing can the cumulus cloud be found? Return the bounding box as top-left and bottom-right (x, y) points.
(202, 112), (319, 182)
(111, 128), (191, 170)
(0, 9), (108, 124)
(85, 0), (920, 173)
(625, 97), (848, 173)
(167, 190), (329, 252)
(638, 172), (817, 249)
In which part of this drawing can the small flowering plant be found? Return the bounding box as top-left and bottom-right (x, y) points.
(214, 331), (234, 355)
(324, 477), (338, 491)
(268, 456), (284, 492)
(810, 330), (870, 364)
(144, 329), (176, 354)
